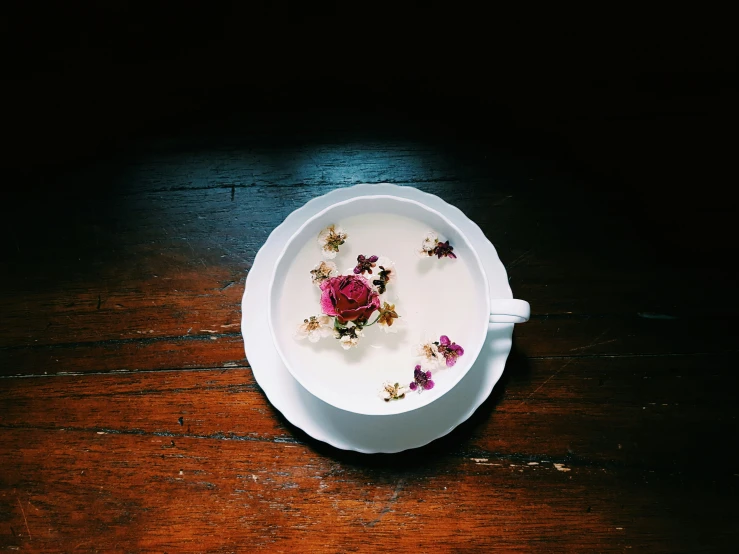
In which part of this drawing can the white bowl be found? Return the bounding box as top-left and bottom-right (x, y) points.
(268, 195), (527, 416)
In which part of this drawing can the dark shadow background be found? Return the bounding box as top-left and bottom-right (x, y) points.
(1, 3), (736, 257)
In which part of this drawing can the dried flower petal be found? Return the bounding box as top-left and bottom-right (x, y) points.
(294, 315), (333, 343)
(415, 339), (442, 369)
(340, 335), (359, 349)
(317, 225), (347, 259)
(380, 382), (408, 402)
(418, 231), (439, 258)
(336, 321), (363, 349)
(310, 260), (339, 286)
(438, 334), (464, 366)
(410, 365), (435, 392)
(433, 240), (457, 259)
(371, 256), (396, 294)
(377, 302), (400, 333)
(353, 254), (379, 275)
(418, 231), (457, 260)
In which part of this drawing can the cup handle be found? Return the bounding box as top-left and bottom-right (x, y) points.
(489, 299), (530, 324)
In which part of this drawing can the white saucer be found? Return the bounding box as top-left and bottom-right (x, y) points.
(241, 184), (516, 453)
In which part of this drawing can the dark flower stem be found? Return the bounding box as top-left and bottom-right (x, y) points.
(362, 314), (382, 328)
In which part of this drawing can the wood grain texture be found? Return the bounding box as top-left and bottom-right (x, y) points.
(3, 314), (735, 378)
(5, 428), (736, 553)
(1, 354), (736, 471)
(2, 113), (738, 552)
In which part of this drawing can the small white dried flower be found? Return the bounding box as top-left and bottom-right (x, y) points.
(379, 382), (409, 402)
(370, 256), (397, 294)
(310, 260), (339, 286)
(340, 334), (359, 349)
(338, 322), (363, 350)
(418, 231), (439, 258)
(415, 338), (442, 369)
(294, 315), (333, 343)
(317, 224), (347, 259)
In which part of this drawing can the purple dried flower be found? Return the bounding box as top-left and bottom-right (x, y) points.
(433, 240), (457, 259)
(410, 364), (435, 392)
(353, 254), (379, 275)
(438, 335), (464, 367)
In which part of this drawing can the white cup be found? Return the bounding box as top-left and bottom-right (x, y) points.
(268, 195), (529, 415)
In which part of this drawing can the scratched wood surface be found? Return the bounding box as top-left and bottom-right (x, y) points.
(1, 111), (738, 553)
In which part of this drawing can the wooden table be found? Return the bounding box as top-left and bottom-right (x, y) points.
(1, 108), (737, 552)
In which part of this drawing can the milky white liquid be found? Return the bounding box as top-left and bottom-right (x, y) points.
(274, 212), (482, 406)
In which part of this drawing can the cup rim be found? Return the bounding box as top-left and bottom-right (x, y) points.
(267, 194), (491, 416)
